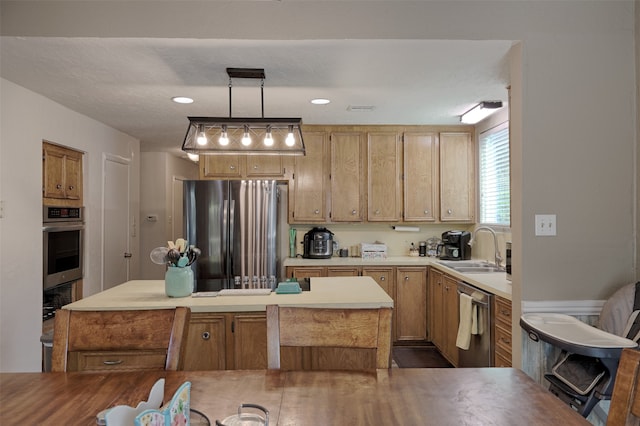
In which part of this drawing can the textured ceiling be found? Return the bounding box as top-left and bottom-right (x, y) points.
(1, 36), (511, 158)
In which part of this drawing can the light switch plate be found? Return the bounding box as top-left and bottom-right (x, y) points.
(535, 214), (556, 236)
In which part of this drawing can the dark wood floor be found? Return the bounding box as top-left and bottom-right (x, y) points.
(392, 344), (453, 368)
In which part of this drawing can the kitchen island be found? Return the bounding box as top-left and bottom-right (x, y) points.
(62, 276), (393, 371)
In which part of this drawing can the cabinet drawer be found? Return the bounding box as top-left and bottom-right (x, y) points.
(494, 324), (512, 356)
(495, 297), (512, 325)
(70, 350), (167, 371)
(494, 350), (512, 368)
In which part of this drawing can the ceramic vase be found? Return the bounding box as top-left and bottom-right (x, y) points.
(165, 266), (193, 297)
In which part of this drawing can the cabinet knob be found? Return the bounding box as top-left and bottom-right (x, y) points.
(201, 331), (211, 340)
(404, 276), (409, 281)
(375, 209), (380, 215)
(253, 165), (258, 169)
(380, 276), (386, 281)
(500, 309), (511, 317)
(447, 209), (453, 215)
(68, 185), (74, 190)
(314, 209), (320, 215)
(351, 209), (357, 215)
(56, 184), (62, 189)
(229, 165), (236, 170)
(424, 210), (429, 214)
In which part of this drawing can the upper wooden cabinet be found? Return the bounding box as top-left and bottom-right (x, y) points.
(289, 131), (329, 223)
(42, 141), (83, 206)
(403, 132), (438, 222)
(367, 132), (402, 222)
(200, 155), (289, 179)
(330, 132), (364, 222)
(439, 132), (475, 222)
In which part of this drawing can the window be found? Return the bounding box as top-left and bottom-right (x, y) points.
(479, 122), (510, 226)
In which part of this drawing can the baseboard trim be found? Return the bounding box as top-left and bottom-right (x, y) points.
(522, 299), (605, 316)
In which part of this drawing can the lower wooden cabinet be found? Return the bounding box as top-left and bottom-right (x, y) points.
(362, 267), (396, 342)
(285, 265), (429, 344)
(429, 268), (459, 366)
(395, 267), (427, 342)
(182, 313), (227, 370)
(493, 296), (513, 367)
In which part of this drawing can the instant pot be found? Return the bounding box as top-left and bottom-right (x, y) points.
(302, 227), (334, 259)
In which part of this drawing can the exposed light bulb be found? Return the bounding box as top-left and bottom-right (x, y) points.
(196, 125), (207, 146)
(285, 126), (295, 147)
(264, 127), (274, 146)
(241, 126), (252, 146)
(218, 126), (229, 146)
(187, 153), (199, 162)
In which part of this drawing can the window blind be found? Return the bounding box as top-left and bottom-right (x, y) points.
(479, 122), (510, 226)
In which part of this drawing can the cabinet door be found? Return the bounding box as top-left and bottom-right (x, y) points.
(403, 132), (437, 222)
(183, 313), (227, 370)
(232, 313), (267, 370)
(289, 131), (329, 223)
(330, 132), (363, 222)
(395, 267), (427, 341)
(63, 153), (82, 200)
(246, 156), (286, 178)
(442, 274), (460, 366)
(201, 155), (243, 178)
(440, 132), (475, 222)
(367, 132), (402, 221)
(363, 267), (396, 342)
(429, 268), (445, 350)
(285, 266), (326, 279)
(43, 147), (66, 199)
(326, 266), (360, 277)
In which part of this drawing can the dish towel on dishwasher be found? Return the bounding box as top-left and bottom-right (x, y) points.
(456, 293), (474, 350)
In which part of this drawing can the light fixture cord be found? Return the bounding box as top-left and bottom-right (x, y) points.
(228, 77), (233, 118)
(261, 77), (265, 118)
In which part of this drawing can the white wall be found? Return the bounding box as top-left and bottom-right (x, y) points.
(0, 79), (140, 372)
(139, 152), (197, 279)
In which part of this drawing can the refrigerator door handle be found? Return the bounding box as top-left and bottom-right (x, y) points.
(228, 199), (235, 265)
(222, 199), (228, 274)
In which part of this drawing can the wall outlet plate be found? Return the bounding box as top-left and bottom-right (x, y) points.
(535, 214), (556, 236)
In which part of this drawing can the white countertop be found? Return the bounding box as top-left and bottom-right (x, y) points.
(63, 276), (394, 313)
(284, 256), (512, 300)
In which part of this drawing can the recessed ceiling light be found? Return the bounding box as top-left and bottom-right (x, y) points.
(172, 96), (194, 104)
(311, 98), (330, 105)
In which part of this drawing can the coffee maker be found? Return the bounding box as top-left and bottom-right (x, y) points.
(438, 230), (471, 260)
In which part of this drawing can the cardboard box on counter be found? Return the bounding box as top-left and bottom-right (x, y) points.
(361, 243), (387, 259)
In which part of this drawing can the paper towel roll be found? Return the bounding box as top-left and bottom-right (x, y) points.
(392, 226), (420, 232)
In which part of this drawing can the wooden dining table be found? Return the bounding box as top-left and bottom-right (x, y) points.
(1, 368), (589, 425)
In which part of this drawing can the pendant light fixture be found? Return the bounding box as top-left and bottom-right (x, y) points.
(181, 68), (305, 156)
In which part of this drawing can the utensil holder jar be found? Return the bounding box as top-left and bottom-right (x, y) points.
(165, 266), (193, 297)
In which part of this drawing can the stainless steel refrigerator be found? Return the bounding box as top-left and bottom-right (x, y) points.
(184, 180), (279, 292)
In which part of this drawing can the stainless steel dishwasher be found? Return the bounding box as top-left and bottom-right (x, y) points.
(457, 281), (493, 367)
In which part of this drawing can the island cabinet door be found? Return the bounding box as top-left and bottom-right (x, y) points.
(395, 267), (428, 342)
(183, 313), (227, 370)
(231, 313), (268, 370)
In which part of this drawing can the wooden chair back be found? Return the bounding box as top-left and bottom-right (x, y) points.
(51, 307), (191, 372)
(266, 305), (392, 370)
(607, 348), (640, 426)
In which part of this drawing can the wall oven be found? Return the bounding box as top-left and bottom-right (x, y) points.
(43, 206), (84, 290)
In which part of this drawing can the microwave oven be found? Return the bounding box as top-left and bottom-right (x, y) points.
(43, 206), (84, 289)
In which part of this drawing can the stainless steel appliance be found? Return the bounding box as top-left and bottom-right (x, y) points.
(184, 180), (279, 292)
(42, 206), (84, 290)
(438, 230), (471, 260)
(457, 281), (493, 367)
(302, 227), (334, 259)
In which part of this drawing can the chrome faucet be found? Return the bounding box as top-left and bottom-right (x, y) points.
(469, 226), (503, 268)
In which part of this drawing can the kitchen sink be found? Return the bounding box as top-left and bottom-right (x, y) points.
(437, 260), (505, 273)
(449, 266), (505, 274)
